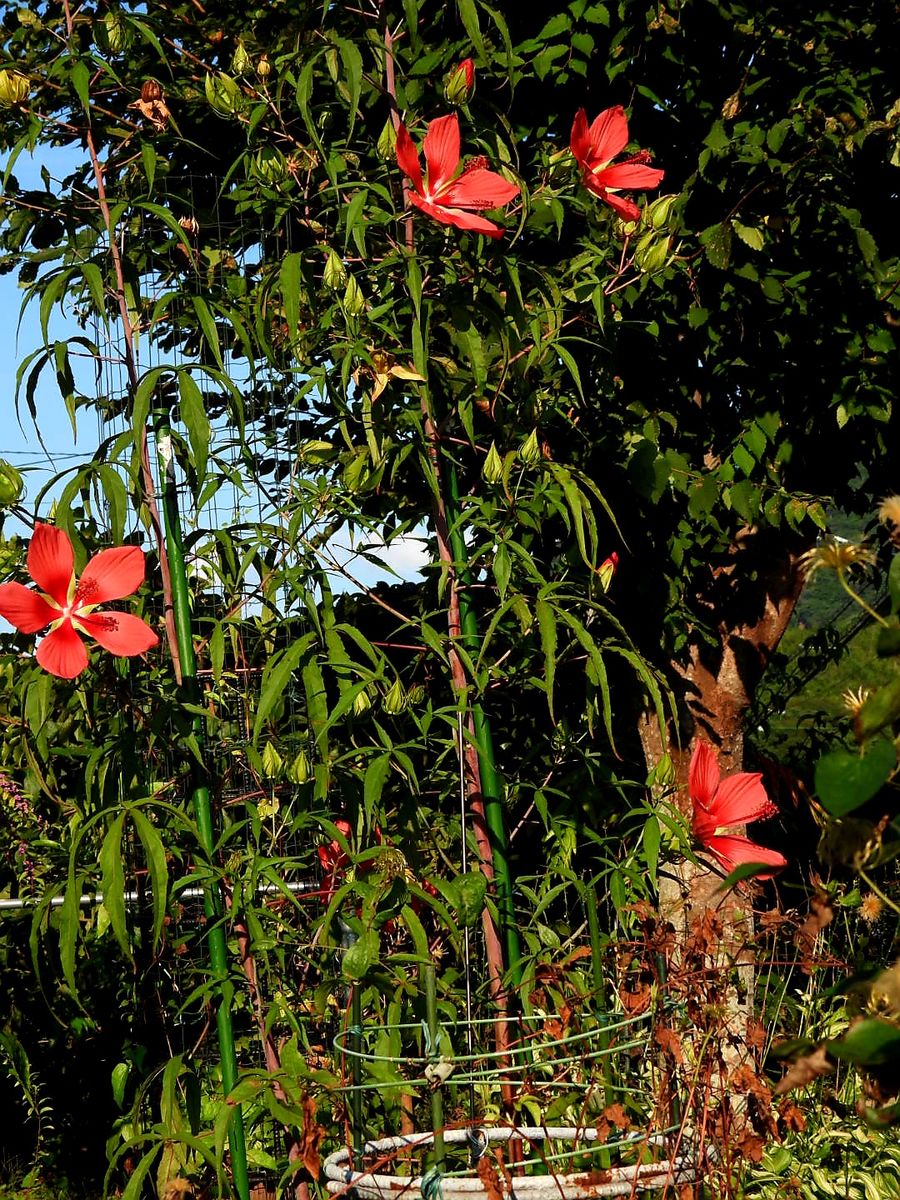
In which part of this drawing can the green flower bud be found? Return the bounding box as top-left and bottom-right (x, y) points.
(633, 232), (670, 274)
(518, 428), (541, 467)
(0, 69), (29, 106)
(0, 460), (24, 508)
(231, 40), (252, 76)
(647, 194), (678, 231)
(287, 750), (310, 784)
(257, 55), (271, 79)
(382, 678), (407, 715)
(406, 684), (425, 707)
(597, 551), (618, 592)
(204, 71), (244, 117)
(444, 58), (475, 106)
(652, 752), (676, 790)
(252, 147), (287, 185)
(261, 741), (284, 779)
(376, 117), (397, 160)
(342, 275), (365, 317)
(323, 248), (347, 290)
(483, 442), (503, 484)
(353, 687), (372, 716)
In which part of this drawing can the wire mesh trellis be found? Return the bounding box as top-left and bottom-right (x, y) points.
(0, 168), (716, 1199)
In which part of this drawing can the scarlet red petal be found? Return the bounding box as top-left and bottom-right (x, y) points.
(599, 162), (665, 191)
(689, 742), (720, 810)
(422, 114), (460, 196)
(587, 106), (631, 165)
(441, 168), (519, 210)
(435, 206), (505, 238)
(395, 123), (424, 196)
(0, 582), (59, 633)
(595, 190), (643, 222)
(77, 610), (158, 657)
(708, 771), (776, 827)
(704, 834), (787, 877)
(27, 523), (74, 608)
(407, 193), (505, 239)
(36, 620), (89, 679)
(76, 545), (146, 606)
(570, 108), (591, 165)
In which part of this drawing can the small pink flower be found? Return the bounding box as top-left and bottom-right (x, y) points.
(570, 106), (664, 220)
(689, 742), (787, 877)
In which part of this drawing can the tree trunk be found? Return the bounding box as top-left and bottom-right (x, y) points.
(642, 528), (807, 1058)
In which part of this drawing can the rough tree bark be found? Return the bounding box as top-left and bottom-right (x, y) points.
(641, 528), (807, 1054)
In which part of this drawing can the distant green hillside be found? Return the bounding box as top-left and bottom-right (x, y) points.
(750, 510), (893, 767)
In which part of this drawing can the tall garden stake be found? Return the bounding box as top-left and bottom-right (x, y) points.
(447, 465), (523, 988)
(155, 414), (251, 1200)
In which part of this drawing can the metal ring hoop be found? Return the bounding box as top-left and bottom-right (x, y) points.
(324, 1126), (702, 1199)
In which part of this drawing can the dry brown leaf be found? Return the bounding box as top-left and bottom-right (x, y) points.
(773, 1045), (834, 1096)
(733, 1130), (766, 1163)
(655, 1024), (684, 1063)
(297, 1093), (325, 1180)
(477, 1155), (505, 1200)
(777, 1098), (807, 1132)
(601, 1102), (630, 1130)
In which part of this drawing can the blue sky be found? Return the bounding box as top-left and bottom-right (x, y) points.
(0, 146), (428, 595)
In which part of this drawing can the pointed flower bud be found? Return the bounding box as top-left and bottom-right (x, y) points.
(261, 742), (284, 779)
(518, 429), (542, 467)
(204, 71), (244, 116)
(647, 194), (678, 230)
(287, 750), (310, 784)
(444, 58), (475, 105)
(483, 442), (503, 484)
(598, 551), (618, 592)
(323, 248), (347, 290)
(382, 678), (407, 715)
(231, 40), (252, 76)
(342, 275), (365, 316)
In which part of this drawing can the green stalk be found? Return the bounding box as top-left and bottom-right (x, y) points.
(423, 961), (445, 1168)
(446, 465), (522, 986)
(350, 982), (364, 1159)
(155, 418), (251, 1200)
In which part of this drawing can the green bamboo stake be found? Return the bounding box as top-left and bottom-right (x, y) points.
(423, 961), (445, 1169)
(350, 981), (364, 1159)
(446, 465), (522, 986)
(155, 417), (251, 1200)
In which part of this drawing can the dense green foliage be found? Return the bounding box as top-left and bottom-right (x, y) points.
(0, 0), (897, 1195)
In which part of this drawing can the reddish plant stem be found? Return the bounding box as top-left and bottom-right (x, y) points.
(84, 125), (182, 680)
(381, 8), (511, 1069)
(230, 899), (311, 1200)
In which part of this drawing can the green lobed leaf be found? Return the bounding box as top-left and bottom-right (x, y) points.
(814, 738), (895, 816)
(342, 928), (380, 980)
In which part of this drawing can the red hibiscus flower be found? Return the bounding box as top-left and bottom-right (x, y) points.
(395, 113), (519, 239)
(570, 106), (665, 220)
(689, 741), (787, 877)
(0, 523), (158, 679)
(317, 819), (353, 901)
